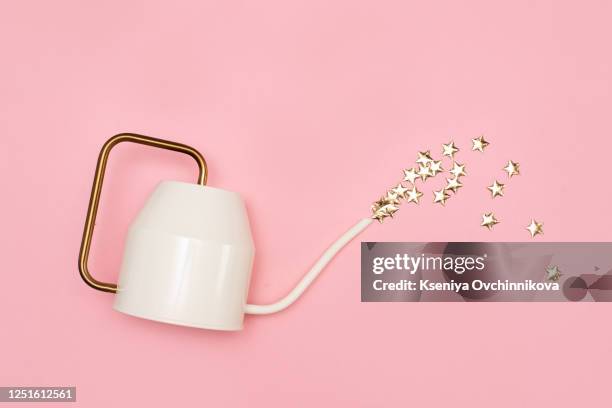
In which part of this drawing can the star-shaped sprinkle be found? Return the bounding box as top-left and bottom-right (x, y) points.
(372, 196), (387, 209)
(369, 141), (527, 226)
(503, 160), (520, 178)
(445, 176), (463, 193)
(545, 265), (562, 282)
(405, 186), (423, 204)
(433, 189), (450, 206)
(449, 162), (467, 178)
(487, 180), (505, 198)
(371, 199), (384, 213)
(371, 204), (399, 223)
(384, 191), (401, 205)
(418, 164), (433, 181)
(526, 219), (543, 237)
(416, 151), (433, 165)
(429, 160), (444, 176)
(481, 212), (499, 230)
(372, 209), (387, 223)
(442, 141), (459, 159)
(384, 204), (399, 217)
(471, 135), (490, 152)
(403, 168), (419, 184)
(391, 183), (410, 200)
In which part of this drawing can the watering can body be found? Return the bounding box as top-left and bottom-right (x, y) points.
(113, 181), (255, 330)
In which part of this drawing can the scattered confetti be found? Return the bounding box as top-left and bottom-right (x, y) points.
(416, 151), (433, 165)
(526, 219), (544, 237)
(545, 265), (561, 281)
(471, 135), (490, 152)
(481, 212), (499, 230)
(445, 176), (463, 193)
(449, 162), (467, 178)
(405, 186), (423, 204)
(503, 160), (520, 178)
(429, 160), (444, 176)
(369, 135), (545, 232)
(384, 191), (401, 205)
(417, 164), (433, 181)
(442, 141), (459, 159)
(433, 189), (450, 206)
(402, 168), (418, 184)
(371, 199), (399, 223)
(487, 180), (505, 198)
(391, 183), (410, 200)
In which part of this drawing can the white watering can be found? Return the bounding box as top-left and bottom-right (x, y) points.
(78, 133), (371, 331)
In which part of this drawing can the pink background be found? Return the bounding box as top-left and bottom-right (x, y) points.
(1, 0), (611, 406)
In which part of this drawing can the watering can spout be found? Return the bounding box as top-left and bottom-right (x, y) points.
(244, 218), (373, 315)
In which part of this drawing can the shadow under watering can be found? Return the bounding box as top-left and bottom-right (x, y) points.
(79, 133), (372, 331)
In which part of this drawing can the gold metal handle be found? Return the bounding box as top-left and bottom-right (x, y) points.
(78, 133), (208, 293)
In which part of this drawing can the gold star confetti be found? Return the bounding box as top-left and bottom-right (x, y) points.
(371, 199), (385, 213)
(405, 186), (423, 204)
(449, 162), (467, 178)
(445, 176), (463, 193)
(418, 164), (433, 181)
(403, 168), (418, 184)
(384, 191), (401, 205)
(545, 265), (561, 282)
(429, 160), (444, 176)
(416, 151), (433, 165)
(481, 212), (499, 230)
(372, 209), (387, 223)
(369, 136), (544, 233)
(391, 183), (410, 200)
(371, 204), (399, 223)
(503, 160), (520, 178)
(487, 180), (505, 198)
(433, 189), (450, 206)
(442, 141), (459, 159)
(526, 219), (543, 237)
(384, 204), (399, 217)
(471, 135), (490, 152)
(372, 196), (387, 210)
